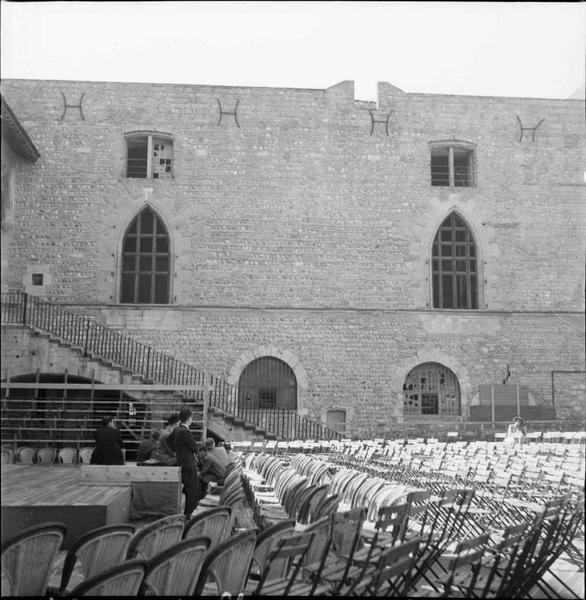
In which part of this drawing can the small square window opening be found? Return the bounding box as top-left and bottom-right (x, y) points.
(431, 145), (474, 187)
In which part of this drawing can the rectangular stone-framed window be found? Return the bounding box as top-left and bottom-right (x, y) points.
(430, 142), (475, 187)
(126, 132), (173, 179)
(32, 273), (44, 286)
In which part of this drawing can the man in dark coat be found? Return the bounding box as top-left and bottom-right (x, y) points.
(90, 416), (124, 465)
(197, 444), (226, 498)
(167, 408), (200, 516)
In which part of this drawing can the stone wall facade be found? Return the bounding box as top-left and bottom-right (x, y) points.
(1, 78), (584, 435)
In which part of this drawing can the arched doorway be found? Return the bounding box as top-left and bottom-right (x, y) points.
(238, 356), (297, 410)
(403, 362), (461, 416)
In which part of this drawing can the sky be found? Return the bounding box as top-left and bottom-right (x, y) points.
(1, 1), (585, 101)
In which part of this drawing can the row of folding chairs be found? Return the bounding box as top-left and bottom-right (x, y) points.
(236, 449), (584, 597)
(1, 504), (244, 597)
(0, 445), (94, 465)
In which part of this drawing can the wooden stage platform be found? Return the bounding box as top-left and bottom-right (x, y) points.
(1, 465), (131, 549)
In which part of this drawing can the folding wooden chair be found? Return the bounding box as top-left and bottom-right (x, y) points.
(183, 506), (232, 550)
(140, 536), (210, 596)
(51, 524), (135, 594)
(465, 521), (531, 599)
(67, 560), (146, 596)
(297, 484), (329, 525)
(77, 447), (94, 464)
(246, 520), (296, 586)
(342, 537), (421, 597)
(57, 447), (78, 464)
(126, 513), (186, 560)
(355, 502), (410, 564)
(305, 507), (367, 595)
(14, 446), (36, 464)
(251, 530), (315, 596)
(36, 447), (57, 465)
(194, 529), (257, 596)
(422, 533), (490, 597)
(526, 496), (585, 600)
(1, 522), (67, 596)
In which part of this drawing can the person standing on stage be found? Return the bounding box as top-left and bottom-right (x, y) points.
(167, 408), (200, 516)
(154, 414), (180, 465)
(90, 416), (125, 465)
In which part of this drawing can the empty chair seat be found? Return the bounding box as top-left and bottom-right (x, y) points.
(15, 446), (37, 465)
(37, 447), (57, 465)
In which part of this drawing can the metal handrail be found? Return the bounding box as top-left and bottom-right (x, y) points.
(1, 292), (341, 440)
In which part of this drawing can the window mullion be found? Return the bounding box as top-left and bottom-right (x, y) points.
(448, 146), (455, 187)
(465, 230), (472, 308)
(134, 213), (142, 303)
(146, 136), (153, 179)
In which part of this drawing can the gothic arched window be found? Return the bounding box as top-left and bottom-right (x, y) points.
(432, 212), (478, 309)
(121, 207), (170, 304)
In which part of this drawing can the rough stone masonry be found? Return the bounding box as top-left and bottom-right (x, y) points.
(1, 78), (584, 436)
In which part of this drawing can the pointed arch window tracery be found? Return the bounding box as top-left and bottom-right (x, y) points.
(120, 206), (170, 304)
(432, 212), (478, 309)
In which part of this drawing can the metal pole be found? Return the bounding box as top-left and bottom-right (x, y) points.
(22, 293), (28, 326)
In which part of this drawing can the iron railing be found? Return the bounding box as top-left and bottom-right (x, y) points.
(1, 292), (341, 441)
(211, 376), (340, 441)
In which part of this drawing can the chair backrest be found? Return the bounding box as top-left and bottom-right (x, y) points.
(249, 520), (296, 580)
(361, 536), (421, 597)
(195, 529), (257, 596)
(126, 514), (186, 560)
(59, 524), (136, 592)
(0, 522), (67, 596)
(298, 484), (329, 524)
(484, 521), (530, 597)
(373, 502), (410, 548)
(254, 530), (315, 596)
(0, 450), (11, 464)
(441, 533), (490, 597)
(78, 447), (94, 464)
(68, 560), (147, 597)
(330, 507), (367, 572)
(315, 493), (340, 519)
(15, 446), (36, 464)
(58, 447), (78, 464)
(36, 447), (57, 465)
(404, 489), (431, 536)
(282, 477), (308, 515)
(223, 466), (243, 489)
(301, 516), (333, 590)
(141, 536), (210, 596)
(183, 506), (232, 549)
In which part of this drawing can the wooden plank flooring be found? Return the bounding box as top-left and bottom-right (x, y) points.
(1, 465), (126, 506)
(1, 465), (132, 548)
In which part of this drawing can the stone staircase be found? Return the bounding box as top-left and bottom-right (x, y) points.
(1, 292), (341, 451)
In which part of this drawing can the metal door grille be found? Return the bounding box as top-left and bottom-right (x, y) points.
(238, 356), (297, 410)
(403, 362), (461, 416)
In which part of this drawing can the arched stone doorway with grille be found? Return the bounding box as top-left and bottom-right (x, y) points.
(403, 362), (461, 417)
(238, 356), (297, 410)
(227, 345), (309, 417)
